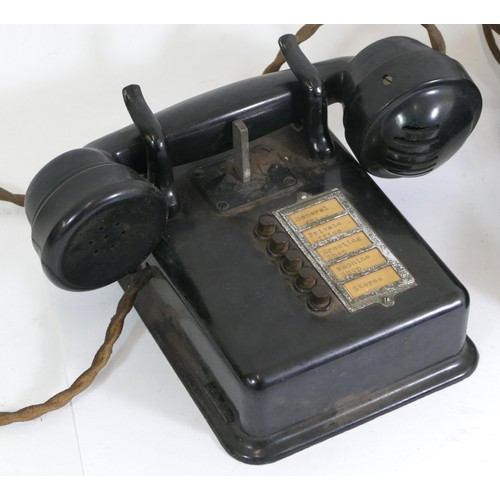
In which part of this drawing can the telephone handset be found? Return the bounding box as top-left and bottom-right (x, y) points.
(22, 34), (481, 463)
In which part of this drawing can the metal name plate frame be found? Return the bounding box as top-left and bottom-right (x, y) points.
(273, 189), (416, 312)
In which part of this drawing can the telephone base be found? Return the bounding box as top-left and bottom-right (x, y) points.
(119, 125), (478, 463)
(122, 269), (477, 464)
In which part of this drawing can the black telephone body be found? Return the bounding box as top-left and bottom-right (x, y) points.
(23, 35), (482, 463)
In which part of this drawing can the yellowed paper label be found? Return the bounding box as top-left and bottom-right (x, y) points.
(316, 232), (372, 262)
(302, 215), (358, 244)
(289, 198), (344, 228)
(343, 267), (401, 299)
(273, 189), (416, 312)
(329, 248), (387, 280)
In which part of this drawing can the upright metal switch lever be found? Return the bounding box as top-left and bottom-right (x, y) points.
(232, 119), (251, 183)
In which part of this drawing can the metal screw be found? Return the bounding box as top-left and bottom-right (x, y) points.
(381, 296), (395, 307)
(283, 176), (297, 187)
(193, 169), (205, 179)
(216, 200), (229, 211)
(382, 74), (393, 86)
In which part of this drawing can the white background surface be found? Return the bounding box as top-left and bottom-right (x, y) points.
(0, 23), (499, 486)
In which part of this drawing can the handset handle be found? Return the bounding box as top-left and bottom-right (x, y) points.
(87, 57), (350, 171)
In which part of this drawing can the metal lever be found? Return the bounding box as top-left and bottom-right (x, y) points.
(232, 119), (251, 183)
(278, 34), (334, 160)
(123, 84), (180, 217)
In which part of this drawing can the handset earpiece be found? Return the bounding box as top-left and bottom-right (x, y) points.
(25, 148), (167, 291)
(340, 36), (482, 177)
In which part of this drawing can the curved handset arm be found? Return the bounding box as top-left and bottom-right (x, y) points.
(122, 84), (180, 217)
(278, 34), (334, 160)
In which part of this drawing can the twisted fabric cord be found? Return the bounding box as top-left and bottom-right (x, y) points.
(483, 25), (500, 65)
(0, 186), (25, 207)
(263, 24), (446, 74)
(0, 266), (153, 425)
(421, 24), (446, 53)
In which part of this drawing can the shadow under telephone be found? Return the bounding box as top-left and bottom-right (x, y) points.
(12, 33), (482, 463)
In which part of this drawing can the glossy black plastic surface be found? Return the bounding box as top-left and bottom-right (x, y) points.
(342, 37), (482, 177)
(122, 125), (478, 463)
(86, 36), (480, 180)
(86, 56), (348, 171)
(25, 149), (167, 290)
(278, 34), (333, 159)
(123, 84), (180, 216)
(20, 32), (482, 462)
(25, 36), (481, 291)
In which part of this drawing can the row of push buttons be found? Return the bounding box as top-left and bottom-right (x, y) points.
(255, 214), (333, 312)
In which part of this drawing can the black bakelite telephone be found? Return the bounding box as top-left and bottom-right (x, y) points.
(20, 34), (481, 463)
